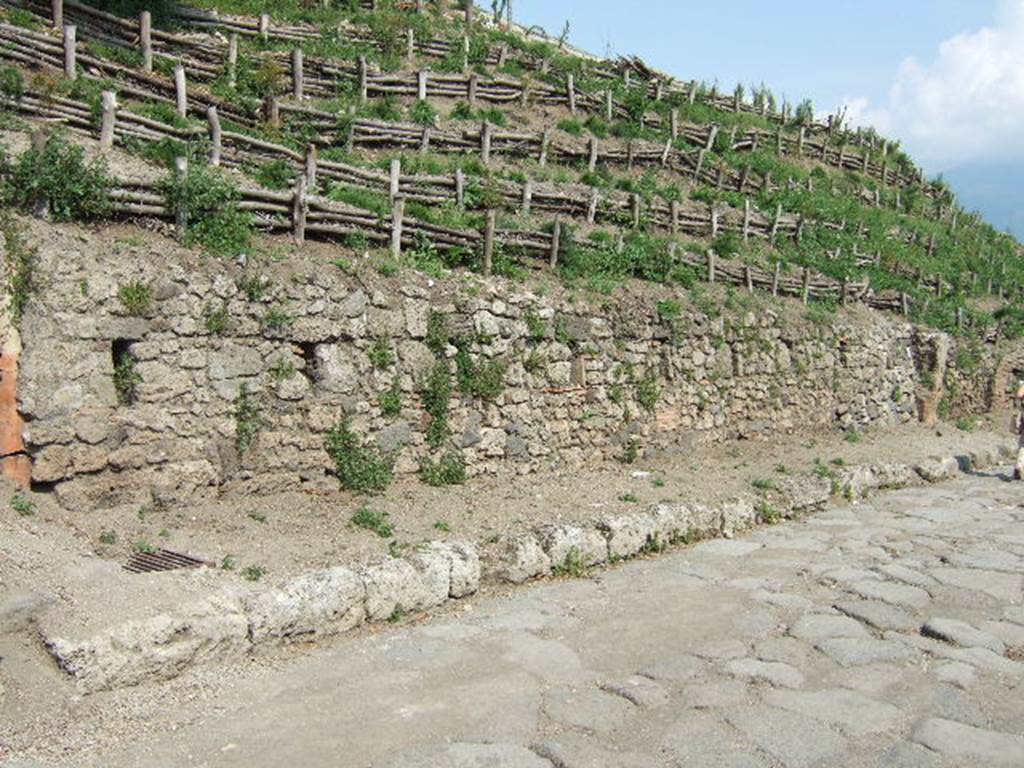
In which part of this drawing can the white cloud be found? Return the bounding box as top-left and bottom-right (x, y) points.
(842, 0), (1024, 172)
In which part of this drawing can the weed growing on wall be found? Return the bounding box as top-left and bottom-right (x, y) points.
(118, 280), (153, 316)
(422, 361), (452, 449)
(324, 419), (394, 494)
(378, 380), (403, 417)
(234, 383), (262, 452)
(0, 210), (38, 323)
(113, 353), (142, 405)
(418, 451), (466, 487)
(455, 347), (506, 400)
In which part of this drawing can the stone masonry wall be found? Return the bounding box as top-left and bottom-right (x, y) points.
(14, 220), (978, 510)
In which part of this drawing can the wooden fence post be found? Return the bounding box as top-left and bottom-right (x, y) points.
(391, 195), (405, 259)
(139, 11), (153, 73)
(305, 145), (318, 189)
(707, 250), (716, 284)
(587, 188), (599, 224)
(292, 48), (304, 99)
(174, 64), (187, 117)
(418, 69), (428, 101)
(358, 57), (368, 103)
(802, 268), (811, 305)
(670, 200), (679, 235)
(465, 0), (473, 26)
(742, 198), (751, 243)
(174, 156), (188, 241)
(549, 218), (561, 269)
(538, 129), (550, 166)
(263, 95), (280, 127)
(631, 193), (641, 229)
(228, 34), (239, 89)
(480, 120), (492, 165)
(259, 13), (270, 41)
(51, 0), (62, 29)
(208, 106), (222, 165)
(407, 28), (415, 65)
(745, 265), (754, 293)
(389, 158), (401, 202)
(670, 108), (678, 140)
(63, 24), (76, 80)
(521, 180), (532, 215)
(769, 203), (782, 242)
(604, 90), (613, 121)
(468, 72), (478, 107)
(772, 261), (781, 296)
(588, 137), (598, 172)
(710, 205), (719, 238)
(292, 175), (308, 245)
(483, 209), (495, 275)
(704, 124), (718, 151)
(99, 91), (117, 151)
(454, 168), (465, 208)
(566, 74), (576, 114)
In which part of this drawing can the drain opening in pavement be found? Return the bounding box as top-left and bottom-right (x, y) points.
(124, 548), (208, 573)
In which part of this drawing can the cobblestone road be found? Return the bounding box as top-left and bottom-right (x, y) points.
(30, 469), (1024, 767)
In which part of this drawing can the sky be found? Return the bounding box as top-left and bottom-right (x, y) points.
(502, 0), (1023, 234)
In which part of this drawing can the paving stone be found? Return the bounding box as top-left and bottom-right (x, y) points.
(725, 658), (804, 689)
(927, 685), (987, 727)
(980, 620), (1024, 648)
(754, 637), (808, 667)
(876, 564), (936, 588)
(880, 742), (946, 767)
(681, 680), (754, 709)
(751, 591), (814, 610)
(922, 618), (1006, 654)
(726, 705), (848, 768)
(694, 640), (749, 661)
(789, 614), (870, 641)
(833, 599), (918, 632)
(640, 654), (710, 684)
(382, 744), (552, 768)
(531, 735), (652, 768)
(601, 675), (669, 708)
(661, 711), (772, 767)
(543, 686), (634, 733)
(935, 661), (976, 689)
(695, 540), (764, 557)
(764, 688), (903, 736)
(931, 568), (1023, 603)
(848, 579), (931, 610)
(815, 638), (916, 666)
(911, 718), (1024, 767)
(943, 551), (1024, 574)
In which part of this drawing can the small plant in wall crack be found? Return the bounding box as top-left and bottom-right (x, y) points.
(422, 361), (453, 449)
(261, 305), (293, 333)
(368, 337), (395, 369)
(118, 280), (153, 316)
(553, 546), (587, 578)
(0, 210), (39, 324)
(202, 301), (230, 334)
(419, 451), (467, 487)
(10, 493), (35, 517)
(233, 383), (262, 453)
(113, 352), (142, 406)
(378, 380), (404, 417)
(324, 419), (395, 494)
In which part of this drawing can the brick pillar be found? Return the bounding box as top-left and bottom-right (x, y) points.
(0, 333), (29, 488)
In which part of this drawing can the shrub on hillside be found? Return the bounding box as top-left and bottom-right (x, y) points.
(2, 133), (111, 221)
(159, 163), (252, 257)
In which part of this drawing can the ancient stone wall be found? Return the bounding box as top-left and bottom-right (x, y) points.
(13, 221), (986, 509)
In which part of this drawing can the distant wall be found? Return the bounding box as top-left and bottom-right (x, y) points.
(13, 219), (991, 510)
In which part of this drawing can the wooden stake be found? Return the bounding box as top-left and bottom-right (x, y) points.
(549, 218), (561, 268)
(772, 261), (781, 296)
(99, 91), (117, 151)
(389, 158), (401, 202)
(407, 28), (415, 65)
(418, 69), (428, 101)
(566, 74), (576, 114)
(139, 11), (152, 73)
(51, 0), (62, 29)
(707, 250), (717, 284)
(259, 13), (269, 41)
(670, 200), (679, 235)
(264, 94), (279, 127)
(480, 121), (492, 165)
(292, 175), (308, 245)
(358, 57), (368, 103)
(174, 63), (187, 117)
(174, 156), (188, 241)
(802, 268), (811, 305)
(670, 108), (678, 140)
(207, 106), (221, 165)
(227, 34), (238, 89)
(305, 144), (318, 189)
(587, 189), (599, 224)
(742, 199), (751, 243)
(391, 195), (405, 259)
(292, 48), (304, 100)
(631, 193), (641, 229)
(483, 209), (495, 275)
(521, 180), (532, 215)
(468, 72), (478, 107)
(63, 24), (76, 80)
(455, 168), (465, 208)
(588, 137), (598, 172)
(539, 129), (550, 166)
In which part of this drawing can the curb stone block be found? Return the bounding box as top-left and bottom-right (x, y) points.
(647, 503), (688, 543)
(536, 525), (609, 568)
(244, 567), (366, 644)
(839, 463), (916, 498)
(408, 541), (481, 599)
(718, 498), (757, 537)
(775, 474), (833, 512)
(494, 534), (551, 583)
(679, 502), (722, 540)
(361, 558), (438, 621)
(914, 456), (960, 483)
(48, 589), (250, 693)
(598, 514), (656, 559)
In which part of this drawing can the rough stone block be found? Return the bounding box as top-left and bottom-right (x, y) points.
(915, 457), (960, 483)
(494, 534), (551, 583)
(361, 558), (435, 621)
(243, 567), (366, 644)
(775, 473), (834, 512)
(536, 525), (609, 569)
(598, 514), (656, 559)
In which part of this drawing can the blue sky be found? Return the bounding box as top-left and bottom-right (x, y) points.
(503, 1), (1024, 233)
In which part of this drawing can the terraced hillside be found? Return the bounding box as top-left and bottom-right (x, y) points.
(2, 0), (1022, 336)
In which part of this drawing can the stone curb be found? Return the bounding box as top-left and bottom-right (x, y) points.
(44, 446), (1013, 693)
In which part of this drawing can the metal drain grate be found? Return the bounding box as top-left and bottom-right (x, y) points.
(124, 548), (208, 574)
